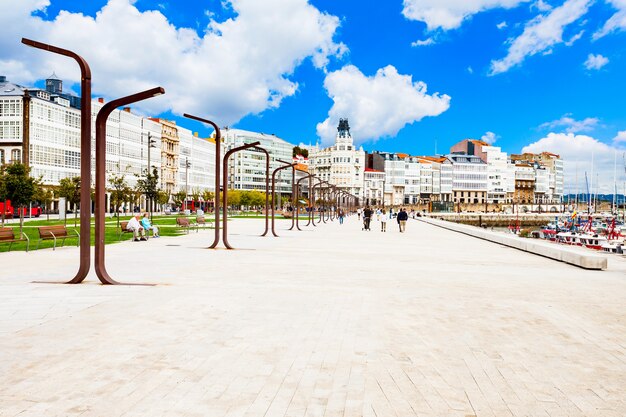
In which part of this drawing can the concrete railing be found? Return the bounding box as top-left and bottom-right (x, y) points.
(417, 217), (608, 271)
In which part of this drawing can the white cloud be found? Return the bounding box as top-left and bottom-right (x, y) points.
(614, 130), (626, 143)
(593, 0), (626, 39)
(489, 0), (592, 75)
(533, 0), (553, 11)
(564, 29), (584, 46)
(584, 53), (609, 70)
(497, 21), (508, 29)
(411, 37), (436, 47)
(481, 131), (498, 144)
(401, 0), (530, 31)
(467, 66), (474, 74)
(0, 0), (347, 125)
(523, 133), (625, 193)
(316, 65), (451, 144)
(540, 114), (600, 133)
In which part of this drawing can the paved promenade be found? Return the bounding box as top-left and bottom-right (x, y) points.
(1, 216), (625, 417)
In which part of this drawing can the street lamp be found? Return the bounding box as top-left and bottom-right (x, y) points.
(184, 157), (191, 212)
(146, 132), (157, 216)
(94, 87), (164, 285)
(22, 38), (92, 284)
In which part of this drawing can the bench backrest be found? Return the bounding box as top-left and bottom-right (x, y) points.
(120, 221), (129, 230)
(196, 216), (205, 224)
(177, 217), (190, 226)
(38, 225), (68, 238)
(0, 228), (17, 241)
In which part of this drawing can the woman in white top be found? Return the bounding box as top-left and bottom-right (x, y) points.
(380, 209), (387, 232)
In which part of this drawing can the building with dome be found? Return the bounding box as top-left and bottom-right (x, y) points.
(308, 119), (365, 202)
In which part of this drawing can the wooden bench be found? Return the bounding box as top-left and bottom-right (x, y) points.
(196, 215), (212, 229)
(119, 221), (153, 240)
(36, 225), (79, 250)
(0, 227), (29, 252)
(176, 217), (198, 233)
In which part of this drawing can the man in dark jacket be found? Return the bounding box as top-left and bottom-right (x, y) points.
(397, 208), (408, 232)
(362, 206), (373, 231)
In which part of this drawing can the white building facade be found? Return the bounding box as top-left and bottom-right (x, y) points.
(222, 128), (294, 194)
(308, 119), (365, 202)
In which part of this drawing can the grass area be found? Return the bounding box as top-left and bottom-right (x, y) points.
(0, 214), (214, 253)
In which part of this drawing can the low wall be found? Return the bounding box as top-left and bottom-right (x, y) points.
(425, 213), (558, 227)
(417, 217), (607, 271)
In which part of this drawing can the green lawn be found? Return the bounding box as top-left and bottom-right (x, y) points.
(0, 214), (214, 253)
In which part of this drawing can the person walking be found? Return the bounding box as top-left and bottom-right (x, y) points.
(338, 208), (345, 225)
(357, 207), (362, 221)
(380, 209), (387, 232)
(397, 208), (408, 232)
(362, 206), (373, 231)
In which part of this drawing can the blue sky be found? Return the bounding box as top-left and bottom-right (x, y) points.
(2, 0), (626, 190)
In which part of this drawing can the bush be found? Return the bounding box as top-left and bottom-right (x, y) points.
(519, 228), (532, 238)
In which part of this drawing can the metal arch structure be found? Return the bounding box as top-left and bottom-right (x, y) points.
(289, 167), (308, 231)
(22, 38), (93, 284)
(221, 141), (261, 249)
(295, 173), (314, 231)
(271, 160), (297, 237)
(94, 88), (165, 285)
(253, 146), (271, 238)
(183, 114), (221, 249)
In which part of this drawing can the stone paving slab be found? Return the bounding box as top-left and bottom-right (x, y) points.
(0, 216), (625, 416)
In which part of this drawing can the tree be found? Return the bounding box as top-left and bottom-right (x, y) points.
(58, 176), (81, 227)
(292, 146), (308, 158)
(108, 174), (129, 228)
(191, 187), (201, 204)
(249, 190), (266, 210)
(136, 167), (159, 219)
(239, 190), (251, 210)
(156, 190), (170, 210)
(34, 185), (54, 221)
(201, 189), (215, 211)
(172, 190), (187, 210)
(2, 163), (39, 234)
(0, 167), (6, 226)
(227, 189), (241, 208)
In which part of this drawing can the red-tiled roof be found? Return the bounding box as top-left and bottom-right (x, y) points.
(364, 168), (384, 172)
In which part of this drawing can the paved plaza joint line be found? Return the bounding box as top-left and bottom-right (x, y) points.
(1, 216), (625, 417)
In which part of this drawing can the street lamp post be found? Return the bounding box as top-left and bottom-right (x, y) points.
(271, 159), (297, 237)
(22, 38), (92, 284)
(146, 132), (157, 217)
(222, 141), (261, 249)
(184, 157), (190, 212)
(182, 114), (221, 249)
(95, 87), (165, 285)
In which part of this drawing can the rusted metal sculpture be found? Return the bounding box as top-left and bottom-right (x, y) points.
(254, 146), (271, 237)
(289, 167), (307, 231)
(183, 114), (221, 248)
(22, 38), (92, 284)
(295, 173), (313, 231)
(271, 160), (297, 237)
(94, 88), (165, 285)
(222, 141), (261, 249)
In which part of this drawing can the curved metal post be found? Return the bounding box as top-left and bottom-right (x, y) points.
(95, 88), (165, 285)
(310, 178), (322, 226)
(254, 146), (271, 237)
(222, 141), (261, 249)
(320, 182), (328, 223)
(22, 38), (92, 284)
(183, 114), (221, 248)
(288, 166), (297, 231)
(271, 161), (297, 237)
(295, 173), (313, 231)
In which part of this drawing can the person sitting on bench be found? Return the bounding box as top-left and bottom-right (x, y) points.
(127, 214), (146, 241)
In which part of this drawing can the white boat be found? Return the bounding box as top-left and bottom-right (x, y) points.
(601, 240), (625, 254)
